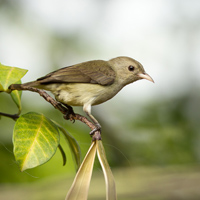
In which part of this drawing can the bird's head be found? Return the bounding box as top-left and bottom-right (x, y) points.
(108, 56), (154, 86)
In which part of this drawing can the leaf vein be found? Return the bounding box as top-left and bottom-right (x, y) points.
(4, 67), (14, 88)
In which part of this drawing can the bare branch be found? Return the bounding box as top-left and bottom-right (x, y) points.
(0, 112), (19, 121)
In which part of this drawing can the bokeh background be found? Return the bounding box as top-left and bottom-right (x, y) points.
(0, 0), (200, 199)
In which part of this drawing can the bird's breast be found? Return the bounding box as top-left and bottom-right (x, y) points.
(49, 83), (122, 106)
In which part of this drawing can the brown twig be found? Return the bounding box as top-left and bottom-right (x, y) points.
(9, 84), (101, 140)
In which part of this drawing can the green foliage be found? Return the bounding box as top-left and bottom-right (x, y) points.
(0, 63), (27, 92)
(13, 112), (60, 171)
(0, 64), (81, 172)
(10, 80), (23, 113)
(0, 63), (116, 199)
(55, 123), (81, 171)
(0, 63), (27, 113)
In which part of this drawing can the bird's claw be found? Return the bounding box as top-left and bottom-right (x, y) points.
(90, 124), (101, 141)
(63, 104), (76, 122)
(90, 127), (100, 135)
(90, 126), (102, 141)
(90, 123), (101, 135)
(65, 114), (76, 122)
(64, 113), (76, 122)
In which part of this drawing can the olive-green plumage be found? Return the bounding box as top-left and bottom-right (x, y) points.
(16, 56), (154, 132)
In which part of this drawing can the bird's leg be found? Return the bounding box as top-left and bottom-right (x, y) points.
(83, 103), (101, 135)
(62, 103), (76, 122)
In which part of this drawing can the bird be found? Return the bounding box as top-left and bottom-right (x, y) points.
(11, 56), (154, 134)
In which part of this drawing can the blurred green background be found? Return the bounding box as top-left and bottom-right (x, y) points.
(1, 0), (200, 199)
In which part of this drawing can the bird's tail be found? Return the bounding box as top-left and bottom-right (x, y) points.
(9, 81), (40, 91)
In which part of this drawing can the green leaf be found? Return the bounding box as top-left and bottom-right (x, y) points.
(53, 122), (81, 171)
(13, 112), (60, 171)
(66, 141), (97, 200)
(0, 84), (3, 92)
(10, 80), (22, 113)
(0, 63), (28, 92)
(97, 140), (117, 200)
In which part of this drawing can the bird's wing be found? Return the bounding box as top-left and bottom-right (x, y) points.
(37, 60), (116, 86)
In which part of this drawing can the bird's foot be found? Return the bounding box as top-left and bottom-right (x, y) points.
(90, 124), (102, 141)
(64, 113), (76, 122)
(90, 123), (101, 135)
(63, 104), (76, 122)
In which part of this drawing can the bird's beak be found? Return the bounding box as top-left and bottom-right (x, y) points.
(138, 72), (154, 83)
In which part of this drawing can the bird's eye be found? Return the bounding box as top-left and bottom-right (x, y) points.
(128, 65), (135, 71)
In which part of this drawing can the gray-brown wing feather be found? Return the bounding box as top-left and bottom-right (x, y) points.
(37, 60), (116, 86)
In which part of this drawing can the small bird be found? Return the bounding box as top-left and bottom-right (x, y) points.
(12, 56), (154, 134)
